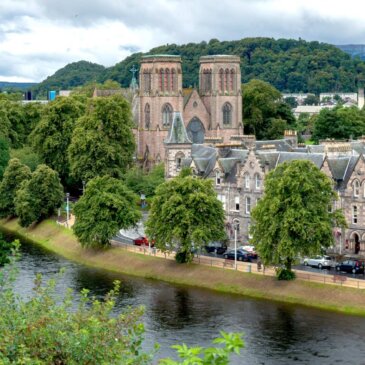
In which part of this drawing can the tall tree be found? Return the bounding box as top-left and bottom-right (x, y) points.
(73, 176), (141, 247)
(15, 164), (64, 227)
(145, 173), (226, 263)
(30, 96), (85, 182)
(250, 160), (346, 278)
(69, 95), (135, 182)
(242, 79), (295, 139)
(0, 159), (31, 218)
(0, 137), (10, 180)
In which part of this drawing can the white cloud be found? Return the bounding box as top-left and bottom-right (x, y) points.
(0, 0), (364, 82)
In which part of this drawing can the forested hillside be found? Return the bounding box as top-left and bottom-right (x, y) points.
(33, 38), (365, 96)
(33, 61), (105, 97)
(337, 44), (365, 61)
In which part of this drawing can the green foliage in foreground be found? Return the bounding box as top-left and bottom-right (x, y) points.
(73, 176), (141, 247)
(0, 137), (10, 180)
(250, 160), (346, 278)
(0, 234), (15, 267)
(0, 245), (244, 364)
(146, 173), (226, 263)
(10, 147), (41, 172)
(14, 164), (64, 227)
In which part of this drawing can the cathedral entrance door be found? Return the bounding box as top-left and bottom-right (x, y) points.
(187, 117), (205, 144)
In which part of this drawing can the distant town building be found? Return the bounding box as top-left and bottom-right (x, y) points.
(292, 105), (335, 118)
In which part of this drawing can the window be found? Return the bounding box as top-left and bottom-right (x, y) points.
(230, 69), (235, 91)
(245, 197), (251, 214)
(144, 103), (150, 129)
(143, 70), (151, 92)
(244, 174), (250, 189)
(235, 196), (240, 211)
(354, 180), (360, 197)
(159, 69), (164, 91)
(222, 103), (232, 125)
(219, 68), (224, 92)
(215, 171), (221, 185)
(218, 194), (226, 210)
(171, 69), (177, 91)
(353, 206), (358, 224)
(162, 103), (173, 127)
(165, 68), (170, 91)
(255, 174), (262, 190)
(225, 69), (229, 91)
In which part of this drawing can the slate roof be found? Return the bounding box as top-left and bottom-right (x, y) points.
(327, 157), (352, 181)
(190, 144), (217, 177)
(165, 112), (192, 144)
(255, 139), (293, 152)
(275, 152), (325, 169)
(340, 155), (359, 189)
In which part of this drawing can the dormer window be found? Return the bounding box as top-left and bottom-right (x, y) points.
(354, 180), (360, 197)
(215, 171), (221, 185)
(255, 174), (262, 190)
(244, 174), (250, 189)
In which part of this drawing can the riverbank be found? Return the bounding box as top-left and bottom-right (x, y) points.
(2, 218), (365, 316)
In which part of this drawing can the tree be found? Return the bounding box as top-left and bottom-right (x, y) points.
(0, 136), (10, 179)
(0, 159), (31, 218)
(15, 164), (64, 227)
(283, 96), (298, 108)
(250, 160), (346, 278)
(0, 233), (16, 267)
(145, 174), (226, 263)
(73, 176), (141, 247)
(30, 96), (85, 182)
(303, 94), (319, 106)
(69, 95), (135, 182)
(10, 146), (41, 172)
(242, 79), (295, 140)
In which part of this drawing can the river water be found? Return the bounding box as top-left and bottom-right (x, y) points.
(8, 240), (365, 365)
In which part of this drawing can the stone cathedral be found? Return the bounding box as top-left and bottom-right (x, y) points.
(136, 54), (243, 167)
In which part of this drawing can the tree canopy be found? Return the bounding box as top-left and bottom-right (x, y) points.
(242, 79), (295, 139)
(73, 176), (141, 247)
(30, 96), (86, 182)
(0, 159), (31, 218)
(68, 95), (135, 182)
(145, 173), (226, 263)
(312, 106), (365, 143)
(250, 160), (346, 276)
(14, 164), (64, 227)
(0, 137), (10, 180)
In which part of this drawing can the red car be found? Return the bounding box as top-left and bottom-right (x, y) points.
(133, 236), (154, 247)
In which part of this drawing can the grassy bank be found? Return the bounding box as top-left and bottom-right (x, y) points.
(2, 218), (365, 316)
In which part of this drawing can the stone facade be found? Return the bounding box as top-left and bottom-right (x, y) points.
(165, 122), (365, 256)
(136, 54), (242, 168)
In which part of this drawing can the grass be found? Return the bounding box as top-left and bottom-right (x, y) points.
(2, 217), (365, 316)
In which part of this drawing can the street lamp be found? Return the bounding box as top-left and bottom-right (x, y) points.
(82, 180), (86, 195)
(233, 221), (239, 270)
(66, 193), (70, 228)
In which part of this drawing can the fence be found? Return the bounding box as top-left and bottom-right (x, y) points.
(111, 240), (365, 290)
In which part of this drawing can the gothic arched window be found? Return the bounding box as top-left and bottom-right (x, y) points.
(171, 69), (177, 91)
(222, 102), (232, 125)
(144, 103), (150, 129)
(159, 69), (165, 91)
(162, 103), (173, 127)
(353, 180), (360, 197)
(219, 69), (224, 92)
(230, 69), (235, 91)
(165, 68), (170, 91)
(143, 70), (151, 93)
(225, 69), (229, 91)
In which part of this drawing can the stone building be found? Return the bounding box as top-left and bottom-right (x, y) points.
(165, 116), (365, 256)
(136, 54), (243, 168)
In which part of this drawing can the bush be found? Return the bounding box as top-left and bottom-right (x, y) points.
(276, 267), (296, 281)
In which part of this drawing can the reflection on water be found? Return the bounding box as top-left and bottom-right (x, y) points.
(8, 240), (365, 365)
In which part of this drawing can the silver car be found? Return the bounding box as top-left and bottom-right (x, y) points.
(303, 255), (333, 269)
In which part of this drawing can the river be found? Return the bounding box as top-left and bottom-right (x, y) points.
(9, 240), (365, 364)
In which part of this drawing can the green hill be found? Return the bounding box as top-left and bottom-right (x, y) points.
(0, 82), (37, 91)
(35, 38), (365, 95)
(33, 61), (105, 97)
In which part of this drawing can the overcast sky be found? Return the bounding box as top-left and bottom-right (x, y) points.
(1, 0), (365, 82)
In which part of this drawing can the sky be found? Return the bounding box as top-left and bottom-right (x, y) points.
(1, 0), (365, 83)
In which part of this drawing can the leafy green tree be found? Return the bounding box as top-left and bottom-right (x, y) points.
(303, 94), (319, 106)
(0, 136), (10, 179)
(69, 95), (135, 182)
(0, 233), (16, 267)
(146, 174), (226, 263)
(250, 160), (346, 278)
(312, 106), (365, 143)
(242, 79), (295, 139)
(0, 159), (31, 218)
(30, 96), (86, 182)
(73, 176), (141, 247)
(283, 96), (298, 108)
(15, 164), (64, 227)
(124, 163), (165, 198)
(159, 332), (244, 365)
(10, 146), (41, 171)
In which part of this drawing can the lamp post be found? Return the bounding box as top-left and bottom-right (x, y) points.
(82, 180), (86, 195)
(233, 221), (239, 270)
(66, 193), (70, 228)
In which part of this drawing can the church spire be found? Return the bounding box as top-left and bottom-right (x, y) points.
(165, 112), (192, 144)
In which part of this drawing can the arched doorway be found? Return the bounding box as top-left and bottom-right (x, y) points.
(354, 233), (360, 254)
(187, 117), (205, 144)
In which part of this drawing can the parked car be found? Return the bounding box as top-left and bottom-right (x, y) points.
(303, 255), (333, 269)
(204, 241), (227, 255)
(238, 245), (258, 259)
(223, 249), (252, 262)
(335, 259), (365, 274)
(133, 236), (154, 247)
